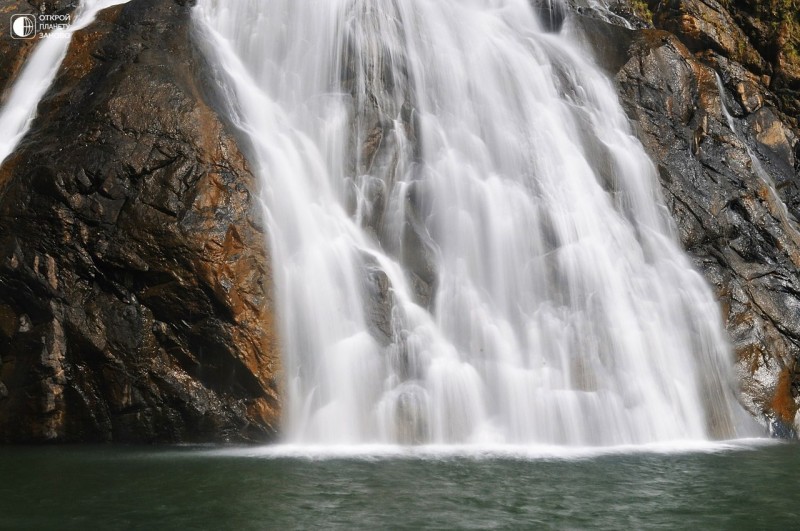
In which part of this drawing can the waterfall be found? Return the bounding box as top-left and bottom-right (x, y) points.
(192, 0), (750, 446)
(0, 0), (132, 166)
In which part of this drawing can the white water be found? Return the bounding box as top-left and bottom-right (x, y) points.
(200, 438), (778, 461)
(193, 0), (752, 446)
(578, 0), (634, 28)
(0, 0), (132, 166)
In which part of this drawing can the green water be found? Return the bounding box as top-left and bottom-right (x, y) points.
(1, 442), (798, 530)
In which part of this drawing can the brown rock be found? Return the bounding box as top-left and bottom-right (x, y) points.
(736, 81), (764, 113)
(652, 0), (769, 73)
(749, 107), (796, 170)
(0, 0), (280, 443)
(713, 1), (800, 130)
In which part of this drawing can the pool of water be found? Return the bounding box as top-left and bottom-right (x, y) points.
(1, 440), (797, 529)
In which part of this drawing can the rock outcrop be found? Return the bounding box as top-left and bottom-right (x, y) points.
(0, 0), (280, 443)
(579, 0), (800, 436)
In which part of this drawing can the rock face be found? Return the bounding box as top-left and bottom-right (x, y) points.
(580, 0), (800, 436)
(684, 0), (799, 125)
(0, 0), (280, 442)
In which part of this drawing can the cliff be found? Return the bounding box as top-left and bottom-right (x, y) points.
(0, 0), (280, 442)
(577, 0), (799, 435)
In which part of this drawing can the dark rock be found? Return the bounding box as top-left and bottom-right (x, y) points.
(769, 417), (796, 439)
(399, 182), (438, 310)
(0, 0), (280, 443)
(530, 0), (567, 33)
(363, 259), (394, 345)
(608, 19), (800, 434)
(575, 14), (638, 75)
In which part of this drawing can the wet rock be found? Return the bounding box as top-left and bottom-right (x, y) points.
(363, 260), (394, 345)
(610, 21), (800, 434)
(748, 107), (796, 174)
(400, 182), (438, 310)
(575, 13), (637, 75)
(530, 0), (567, 32)
(0, 0), (280, 443)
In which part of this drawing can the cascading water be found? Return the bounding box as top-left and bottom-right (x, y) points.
(193, 0), (753, 446)
(0, 0), (132, 166)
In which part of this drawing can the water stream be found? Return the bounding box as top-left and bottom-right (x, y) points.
(193, 0), (753, 446)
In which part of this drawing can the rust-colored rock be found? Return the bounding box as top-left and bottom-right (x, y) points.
(726, 0), (800, 127)
(651, 0), (770, 73)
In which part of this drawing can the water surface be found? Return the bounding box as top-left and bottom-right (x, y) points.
(1, 441), (797, 529)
